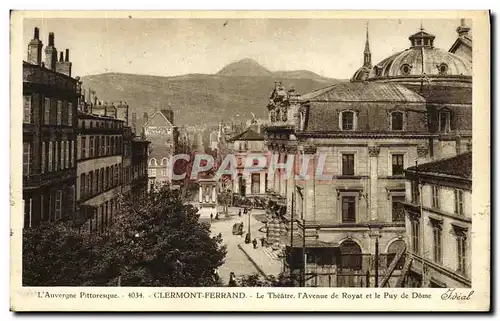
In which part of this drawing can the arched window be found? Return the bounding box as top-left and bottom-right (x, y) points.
(438, 110), (451, 133)
(161, 157), (168, 166)
(386, 239), (405, 270)
(391, 111), (404, 131)
(149, 158), (157, 166)
(340, 240), (362, 270)
(437, 63), (448, 75)
(339, 110), (356, 131)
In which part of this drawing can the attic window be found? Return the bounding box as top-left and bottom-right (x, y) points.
(438, 63), (448, 75)
(400, 64), (412, 75)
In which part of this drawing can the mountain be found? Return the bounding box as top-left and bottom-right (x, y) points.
(217, 58), (273, 77)
(81, 59), (345, 127)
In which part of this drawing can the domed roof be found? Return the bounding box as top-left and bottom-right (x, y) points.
(368, 28), (472, 80)
(350, 66), (371, 82)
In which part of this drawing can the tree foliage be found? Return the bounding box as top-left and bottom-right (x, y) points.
(235, 273), (294, 287)
(23, 185), (227, 286)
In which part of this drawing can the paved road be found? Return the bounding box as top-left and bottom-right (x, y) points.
(208, 208), (267, 284)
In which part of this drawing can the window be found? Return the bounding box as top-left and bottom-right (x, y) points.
(23, 198), (32, 228)
(80, 174), (86, 198)
(341, 196), (356, 223)
(89, 171), (94, 196)
(432, 225), (442, 264)
(60, 141), (65, 170)
(48, 142), (53, 172)
(69, 140), (73, 167)
(150, 158), (157, 166)
(41, 142), (46, 173)
(391, 111), (404, 131)
(55, 190), (62, 220)
(438, 111), (451, 133)
(438, 63), (448, 75)
(44, 98), (50, 125)
(101, 136), (105, 155)
(82, 137), (87, 159)
(386, 240), (405, 270)
(392, 154), (404, 176)
(150, 169), (157, 177)
(411, 181), (420, 205)
(341, 111), (355, 131)
(68, 102), (73, 125)
(392, 195), (406, 222)
(400, 64), (412, 75)
(54, 141), (59, 171)
(90, 136), (95, 157)
(454, 189), (464, 215)
(23, 142), (31, 176)
(106, 136), (110, 155)
(411, 219), (420, 254)
(23, 95), (32, 123)
(432, 185), (440, 208)
(56, 100), (62, 125)
(457, 235), (467, 275)
(340, 240), (362, 270)
(100, 168), (104, 192)
(342, 154), (355, 176)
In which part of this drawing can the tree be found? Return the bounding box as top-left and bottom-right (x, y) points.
(87, 185), (227, 286)
(22, 185), (227, 286)
(22, 221), (95, 286)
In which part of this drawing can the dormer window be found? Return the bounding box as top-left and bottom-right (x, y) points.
(438, 111), (451, 133)
(400, 64), (412, 75)
(391, 111), (404, 131)
(437, 63), (448, 75)
(339, 110), (357, 131)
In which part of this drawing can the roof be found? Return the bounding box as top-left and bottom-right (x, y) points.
(143, 110), (173, 128)
(406, 151), (472, 180)
(229, 127), (265, 141)
(77, 110), (124, 122)
(301, 82), (425, 102)
(449, 36), (473, 58)
(350, 66), (371, 83)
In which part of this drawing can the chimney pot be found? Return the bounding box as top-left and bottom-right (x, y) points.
(59, 51), (64, 62)
(48, 32), (55, 46)
(65, 49), (69, 62)
(34, 27), (39, 39)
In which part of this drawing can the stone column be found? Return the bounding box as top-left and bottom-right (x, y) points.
(280, 146), (287, 197)
(266, 145), (275, 193)
(212, 185), (217, 203)
(260, 171), (266, 194)
(286, 144), (297, 218)
(303, 144), (317, 221)
(198, 185), (203, 203)
(273, 149), (280, 194)
(368, 145), (380, 221)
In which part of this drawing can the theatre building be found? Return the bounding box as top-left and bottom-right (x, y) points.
(402, 152), (472, 288)
(264, 21), (472, 287)
(22, 28), (78, 228)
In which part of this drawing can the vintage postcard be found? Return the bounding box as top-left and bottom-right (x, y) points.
(10, 10), (490, 312)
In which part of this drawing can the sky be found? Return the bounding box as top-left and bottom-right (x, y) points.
(22, 18), (471, 79)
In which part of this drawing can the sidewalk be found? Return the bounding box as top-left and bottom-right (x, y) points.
(236, 209), (285, 277)
(238, 242), (284, 277)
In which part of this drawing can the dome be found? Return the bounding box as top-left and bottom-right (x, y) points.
(350, 66), (371, 82)
(368, 28), (472, 80)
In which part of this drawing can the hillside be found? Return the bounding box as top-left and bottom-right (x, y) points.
(81, 60), (345, 127)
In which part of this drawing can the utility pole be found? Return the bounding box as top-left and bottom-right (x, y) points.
(375, 236), (379, 287)
(301, 218), (306, 287)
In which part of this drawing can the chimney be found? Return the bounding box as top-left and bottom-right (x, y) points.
(456, 18), (470, 38)
(143, 112), (148, 124)
(131, 112), (137, 133)
(56, 48), (72, 77)
(59, 51), (64, 62)
(44, 32), (57, 70)
(27, 27), (43, 65)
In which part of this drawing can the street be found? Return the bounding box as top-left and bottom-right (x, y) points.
(207, 207), (267, 284)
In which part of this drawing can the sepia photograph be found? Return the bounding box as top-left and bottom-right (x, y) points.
(10, 10), (490, 312)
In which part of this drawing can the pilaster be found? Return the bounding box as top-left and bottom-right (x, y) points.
(368, 144), (380, 221)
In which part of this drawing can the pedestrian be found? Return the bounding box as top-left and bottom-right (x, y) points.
(252, 238), (258, 249)
(238, 209), (242, 217)
(228, 272), (236, 287)
(245, 233), (251, 244)
(215, 213), (219, 220)
(260, 237), (265, 247)
(210, 213), (213, 221)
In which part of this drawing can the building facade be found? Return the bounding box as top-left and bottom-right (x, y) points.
(402, 152), (472, 288)
(228, 123), (269, 197)
(143, 110), (177, 188)
(264, 21), (472, 287)
(22, 28), (78, 228)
